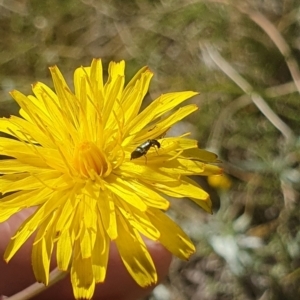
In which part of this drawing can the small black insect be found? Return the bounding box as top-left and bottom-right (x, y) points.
(130, 139), (161, 160)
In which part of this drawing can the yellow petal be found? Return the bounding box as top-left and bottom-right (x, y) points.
(123, 66), (149, 96)
(0, 137), (68, 172)
(0, 207), (21, 223)
(4, 191), (69, 262)
(118, 163), (178, 183)
(49, 66), (73, 112)
(148, 208), (195, 260)
(168, 137), (198, 150)
(0, 159), (47, 175)
(32, 214), (55, 285)
(79, 228), (92, 259)
(90, 59), (104, 100)
(0, 137), (48, 168)
(126, 104), (198, 146)
(127, 91), (198, 135)
(96, 192), (118, 240)
(200, 164), (223, 176)
(115, 209), (157, 287)
(105, 174), (148, 211)
(122, 69), (153, 124)
(148, 104), (198, 136)
(1, 170), (66, 194)
(180, 148), (220, 162)
(157, 159), (206, 175)
(56, 230), (73, 271)
(9, 90), (45, 123)
(118, 203), (160, 240)
(91, 217), (110, 283)
(152, 176), (212, 213)
(71, 244), (95, 300)
(0, 117), (38, 144)
(0, 188), (51, 207)
(55, 197), (78, 233)
(75, 197), (97, 259)
(115, 179), (169, 210)
(102, 61), (125, 126)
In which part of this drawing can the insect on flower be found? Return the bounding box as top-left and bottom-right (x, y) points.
(130, 139), (161, 160)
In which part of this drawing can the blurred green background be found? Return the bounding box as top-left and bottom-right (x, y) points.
(1, 0), (300, 299)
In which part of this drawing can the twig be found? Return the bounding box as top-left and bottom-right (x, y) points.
(265, 81), (297, 98)
(206, 0), (300, 95)
(207, 80), (297, 153)
(203, 44), (295, 144)
(238, 7), (300, 94)
(6, 268), (67, 300)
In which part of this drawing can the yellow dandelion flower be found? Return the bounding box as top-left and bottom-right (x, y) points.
(0, 59), (222, 299)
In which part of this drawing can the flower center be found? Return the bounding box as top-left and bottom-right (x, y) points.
(73, 141), (111, 178)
